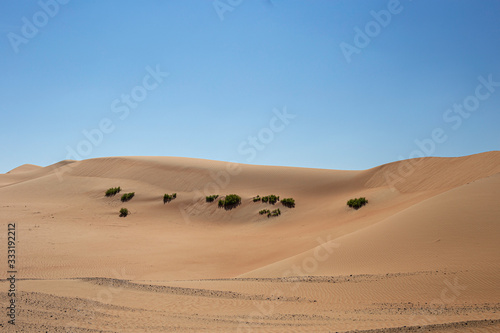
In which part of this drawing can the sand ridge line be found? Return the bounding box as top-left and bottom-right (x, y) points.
(354, 302), (500, 316)
(2, 290), (265, 331)
(0, 290), (136, 312)
(154, 270), (458, 284)
(342, 318), (500, 332)
(2, 323), (118, 333)
(11, 270), (457, 283)
(81, 277), (310, 302)
(4, 289), (288, 324)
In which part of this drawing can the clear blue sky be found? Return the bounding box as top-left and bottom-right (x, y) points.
(1, 0), (499, 173)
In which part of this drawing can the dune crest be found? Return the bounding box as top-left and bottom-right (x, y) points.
(364, 151), (500, 192)
(6, 163), (42, 174)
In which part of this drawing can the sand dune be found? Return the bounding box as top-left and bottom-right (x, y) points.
(240, 172), (500, 277)
(6, 164), (42, 174)
(0, 151), (499, 332)
(364, 152), (500, 192)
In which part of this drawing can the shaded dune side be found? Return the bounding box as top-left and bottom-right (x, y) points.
(240, 172), (500, 278)
(60, 156), (362, 194)
(2, 151), (499, 195)
(0, 156), (362, 205)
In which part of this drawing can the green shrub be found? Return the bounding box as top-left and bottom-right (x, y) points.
(121, 192), (135, 202)
(225, 194), (241, 206)
(265, 208), (281, 218)
(281, 198), (295, 208)
(347, 197), (368, 210)
(164, 193), (177, 203)
(260, 208), (281, 217)
(105, 187), (121, 197)
(270, 195), (279, 204)
(262, 195), (279, 204)
(119, 208), (129, 217)
(253, 195), (261, 202)
(206, 194), (219, 202)
(218, 194), (241, 208)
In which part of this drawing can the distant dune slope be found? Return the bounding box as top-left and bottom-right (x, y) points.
(240, 172), (500, 277)
(364, 151), (500, 192)
(6, 163), (42, 174)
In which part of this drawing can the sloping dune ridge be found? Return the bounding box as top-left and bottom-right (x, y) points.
(0, 152), (499, 332)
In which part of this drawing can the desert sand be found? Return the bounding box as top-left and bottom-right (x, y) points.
(0, 152), (499, 332)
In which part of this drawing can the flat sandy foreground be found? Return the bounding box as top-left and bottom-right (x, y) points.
(0, 152), (499, 332)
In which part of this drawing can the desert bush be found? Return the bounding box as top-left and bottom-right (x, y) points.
(121, 192), (135, 202)
(260, 208), (281, 217)
(253, 195), (261, 202)
(105, 187), (121, 197)
(266, 208), (281, 218)
(262, 194), (279, 204)
(224, 194), (241, 206)
(347, 197), (368, 210)
(164, 193), (177, 203)
(270, 195), (279, 204)
(281, 198), (295, 208)
(218, 194), (241, 208)
(119, 208), (129, 217)
(206, 194), (219, 202)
